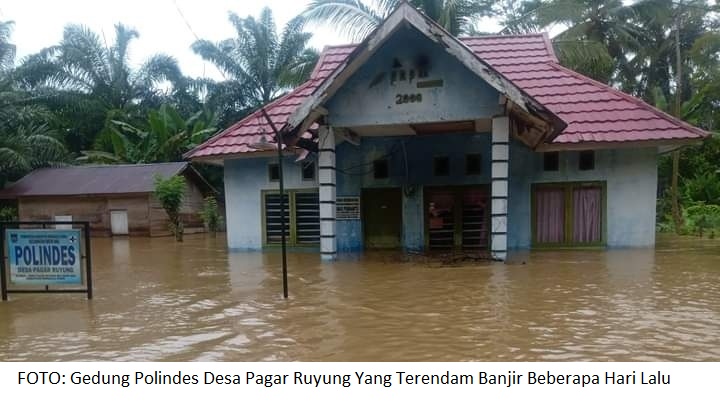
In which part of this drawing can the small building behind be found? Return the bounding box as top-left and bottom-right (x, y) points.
(0, 162), (216, 237)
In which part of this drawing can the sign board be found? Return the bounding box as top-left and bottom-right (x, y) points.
(1, 222), (92, 301)
(337, 197), (361, 220)
(7, 229), (82, 285)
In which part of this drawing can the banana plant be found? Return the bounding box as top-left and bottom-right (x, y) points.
(78, 104), (217, 164)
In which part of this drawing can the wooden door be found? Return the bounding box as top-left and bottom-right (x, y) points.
(110, 210), (129, 236)
(362, 188), (402, 249)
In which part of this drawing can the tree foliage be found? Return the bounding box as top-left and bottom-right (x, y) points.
(154, 175), (187, 242)
(200, 196), (224, 234)
(0, 20), (68, 187)
(301, 0), (495, 41)
(78, 104), (217, 164)
(192, 8), (319, 125)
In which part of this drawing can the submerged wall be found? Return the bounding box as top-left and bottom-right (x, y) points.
(223, 137), (659, 251)
(223, 156), (318, 250)
(335, 133), (492, 251)
(508, 142), (659, 249)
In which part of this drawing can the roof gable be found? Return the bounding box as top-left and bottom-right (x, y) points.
(0, 163), (213, 199)
(325, 25), (503, 128)
(284, 3), (564, 148)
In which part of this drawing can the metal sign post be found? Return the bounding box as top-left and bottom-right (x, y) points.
(261, 108), (289, 299)
(0, 221), (93, 301)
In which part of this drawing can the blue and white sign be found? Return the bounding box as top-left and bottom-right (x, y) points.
(6, 229), (82, 285)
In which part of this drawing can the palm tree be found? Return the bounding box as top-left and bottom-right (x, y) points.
(192, 8), (319, 124)
(301, 0), (495, 41)
(0, 21), (67, 187)
(0, 21), (16, 73)
(0, 124), (67, 181)
(18, 23), (197, 153)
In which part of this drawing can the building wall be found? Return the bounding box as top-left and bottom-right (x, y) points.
(335, 134), (492, 251)
(326, 26), (502, 127)
(223, 137), (660, 251)
(223, 155), (319, 250)
(223, 133), (492, 251)
(508, 142), (659, 249)
(18, 195), (149, 236)
(16, 177), (210, 238)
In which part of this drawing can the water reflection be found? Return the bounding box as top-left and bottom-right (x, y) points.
(0, 234), (719, 361)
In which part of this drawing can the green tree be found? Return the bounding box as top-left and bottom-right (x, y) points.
(154, 175), (187, 242)
(1, 20), (67, 187)
(19, 23), (198, 154)
(0, 21), (16, 72)
(503, 0), (647, 83)
(78, 104), (218, 164)
(200, 196), (224, 235)
(301, 0), (495, 41)
(192, 8), (319, 125)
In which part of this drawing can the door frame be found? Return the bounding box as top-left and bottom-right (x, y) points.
(361, 187), (403, 249)
(423, 185), (490, 251)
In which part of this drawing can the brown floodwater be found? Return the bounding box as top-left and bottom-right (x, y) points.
(1, 234), (719, 361)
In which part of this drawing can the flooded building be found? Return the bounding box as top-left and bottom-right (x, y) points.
(0, 163), (215, 237)
(186, 4), (707, 260)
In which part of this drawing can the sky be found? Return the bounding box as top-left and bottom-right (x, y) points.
(0, 0), (350, 80)
(0, 0), (504, 80)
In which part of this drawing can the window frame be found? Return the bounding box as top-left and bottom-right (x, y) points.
(261, 188), (320, 248)
(579, 150), (596, 171)
(433, 156), (450, 177)
(301, 160), (317, 182)
(268, 163), (280, 182)
(465, 153), (482, 176)
(543, 152), (560, 172)
(530, 181), (607, 248)
(373, 159), (390, 180)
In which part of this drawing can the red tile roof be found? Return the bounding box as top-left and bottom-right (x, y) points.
(187, 33), (706, 159)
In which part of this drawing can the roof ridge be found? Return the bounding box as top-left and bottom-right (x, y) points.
(49, 162), (187, 169)
(548, 62), (708, 138)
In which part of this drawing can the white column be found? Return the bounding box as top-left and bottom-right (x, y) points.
(491, 117), (509, 261)
(318, 126), (337, 260)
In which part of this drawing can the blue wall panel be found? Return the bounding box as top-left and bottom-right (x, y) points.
(508, 142), (658, 249)
(223, 138), (659, 251)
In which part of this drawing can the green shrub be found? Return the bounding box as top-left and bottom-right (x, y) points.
(683, 172), (720, 206)
(154, 175), (187, 241)
(200, 197), (223, 234)
(684, 203), (720, 237)
(0, 207), (17, 222)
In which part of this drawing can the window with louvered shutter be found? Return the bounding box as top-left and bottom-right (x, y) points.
(264, 193), (290, 244)
(263, 191), (320, 246)
(294, 191), (320, 244)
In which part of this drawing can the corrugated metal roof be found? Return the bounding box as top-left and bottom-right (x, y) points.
(187, 33), (707, 159)
(0, 162), (190, 198)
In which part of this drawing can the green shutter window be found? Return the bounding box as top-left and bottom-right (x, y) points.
(264, 193), (289, 244)
(294, 191), (320, 244)
(263, 190), (320, 246)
